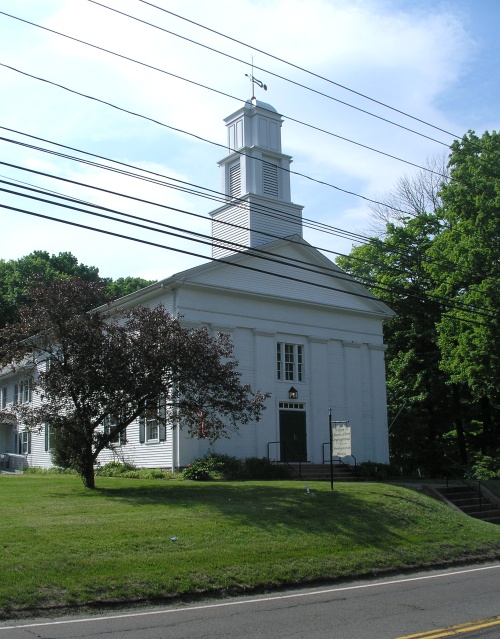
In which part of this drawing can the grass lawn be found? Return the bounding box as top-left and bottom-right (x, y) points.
(1, 474), (500, 617)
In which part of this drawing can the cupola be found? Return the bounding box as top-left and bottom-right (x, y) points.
(209, 98), (303, 258)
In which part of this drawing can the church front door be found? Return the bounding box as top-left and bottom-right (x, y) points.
(279, 410), (307, 462)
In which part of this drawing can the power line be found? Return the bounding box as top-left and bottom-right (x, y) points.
(0, 131), (472, 289)
(133, 0), (461, 139)
(1, 193), (496, 328)
(0, 176), (434, 301)
(0, 12), (450, 178)
(84, 1), (450, 147)
(0, 62), (449, 220)
(0, 201), (392, 308)
(0, 136), (371, 245)
(1, 154), (497, 324)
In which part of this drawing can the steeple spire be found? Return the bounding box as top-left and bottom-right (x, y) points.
(209, 99), (303, 258)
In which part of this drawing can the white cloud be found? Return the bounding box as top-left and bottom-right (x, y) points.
(0, 0), (491, 280)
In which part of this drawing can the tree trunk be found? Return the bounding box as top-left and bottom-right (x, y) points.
(81, 447), (96, 489)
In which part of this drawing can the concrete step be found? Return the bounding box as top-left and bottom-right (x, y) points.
(433, 485), (500, 525)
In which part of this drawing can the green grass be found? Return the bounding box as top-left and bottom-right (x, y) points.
(1, 475), (500, 617)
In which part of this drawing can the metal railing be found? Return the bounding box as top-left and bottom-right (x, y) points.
(267, 441), (305, 479)
(444, 455), (483, 512)
(322, 442), (357, 471)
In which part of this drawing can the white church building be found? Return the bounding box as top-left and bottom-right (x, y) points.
(0, 98), (394, 472)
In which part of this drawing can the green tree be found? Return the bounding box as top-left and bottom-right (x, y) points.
(338, 213), (455, 472)
(0, 277), (269, 489)
(0, 251), (100, 328)
(105, 276), (155, 299)
(0, 251), (155, 328)
(428, 130), (500, 453)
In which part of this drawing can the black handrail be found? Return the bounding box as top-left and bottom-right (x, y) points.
(267, 441), (304, 479)
(444, 455), (483, 512)
(322, 442), (357, 472)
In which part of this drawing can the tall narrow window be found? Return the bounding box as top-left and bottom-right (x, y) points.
(138, 400), (167, 444)
(19, 430), (31, 454)
(14, 379), (31, 405)
(277, 343), (304, 382)
(44, 424), (54, 452)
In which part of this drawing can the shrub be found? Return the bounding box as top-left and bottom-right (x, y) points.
(469, 453), (500, 480)
(181, 453), (241, 481)
(181, 454), (293, 481)
(243, 457), (292, 480)
(95, 462), (176, 480)
(357, 461), (397, 479)
(24, 466), (76, 475)
(95, 461), (137, 477)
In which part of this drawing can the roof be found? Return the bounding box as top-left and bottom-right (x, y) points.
(106, 236), (395, 320)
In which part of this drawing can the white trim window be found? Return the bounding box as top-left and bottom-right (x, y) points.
(277, 343), (304, 382)
(44, 423), (54, 452)
(145, 416), (159, 442)
(19, 430), (31, 454)
(103, 416), (126, 446)
(138, 400), (167, 444)
(14, 379), (31, 405)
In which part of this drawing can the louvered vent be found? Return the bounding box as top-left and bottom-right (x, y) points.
(263, 162), (279, 197)
(229, 164), (241, 198)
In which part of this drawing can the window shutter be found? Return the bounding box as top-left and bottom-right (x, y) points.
(27, 432), (31, 454)
(44, 424), (49, 452)
(139, 417), (145, 444)
(119, 428), (127, 446)
(18, 433), (22, 454)
(14, 384), (19, 405)
(159, 424), (166, 442)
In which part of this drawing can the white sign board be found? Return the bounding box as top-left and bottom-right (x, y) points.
(332, 424), (352, 457)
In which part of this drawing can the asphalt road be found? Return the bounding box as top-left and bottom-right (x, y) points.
(1, 563), (500, 638)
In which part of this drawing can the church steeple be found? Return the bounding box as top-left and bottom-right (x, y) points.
(209, 99), (303, 258)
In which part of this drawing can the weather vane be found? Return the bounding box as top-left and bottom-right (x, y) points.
(245, 56), (267, 100)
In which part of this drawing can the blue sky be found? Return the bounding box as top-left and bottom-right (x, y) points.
(0, 0), (498, 280)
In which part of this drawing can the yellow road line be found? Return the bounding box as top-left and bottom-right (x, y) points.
(396, 615), (500, 638)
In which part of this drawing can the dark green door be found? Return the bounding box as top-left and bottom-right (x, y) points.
(279, 410), (307, 462)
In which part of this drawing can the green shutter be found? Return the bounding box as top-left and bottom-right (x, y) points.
(139, 417), (145, 444)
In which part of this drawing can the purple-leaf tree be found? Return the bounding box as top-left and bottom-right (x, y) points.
(0, 277), (269, 488)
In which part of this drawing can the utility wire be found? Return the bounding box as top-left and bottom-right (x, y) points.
(0, 132), (476, 289)
(0, 201), (392, 308)
(1, 192), (496, 327)
(0, 62), (450, 220)
(0, 182), (403, 296)
(0, 136), (371, 245)
(84, 1), (450, 147)
(0, 12), (450, 178)
(133, 0), (461, 139)
(0, 177), (441, 303)
(1, 158), (497, 322)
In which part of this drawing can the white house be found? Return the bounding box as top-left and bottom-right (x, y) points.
(0, 98), (394, 472)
